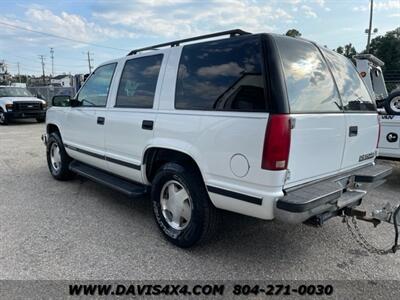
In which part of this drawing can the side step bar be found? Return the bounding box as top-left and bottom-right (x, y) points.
(69, 160), (149, 198)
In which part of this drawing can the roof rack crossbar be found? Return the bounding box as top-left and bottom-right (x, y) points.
(127, 29), (250, 56)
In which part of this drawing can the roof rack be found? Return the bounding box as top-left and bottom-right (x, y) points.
(127, 29), (251, 56)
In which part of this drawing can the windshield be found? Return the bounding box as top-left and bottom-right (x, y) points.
(0, 87), (34, 97)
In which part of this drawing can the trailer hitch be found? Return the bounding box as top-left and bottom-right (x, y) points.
(343, 203), (400, 254)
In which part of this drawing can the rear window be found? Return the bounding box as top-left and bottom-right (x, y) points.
(321, 48), (376, 112)
(116, 54), (163, 108)
(275, 36), (342, 113)
(175, 36), (267, 112)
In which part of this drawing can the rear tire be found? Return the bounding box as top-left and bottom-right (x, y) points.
(46, 132), (74, 180)
(0, 108), (8, 125)
(151, 162), (219, 248)
(384, 90), (400, 115)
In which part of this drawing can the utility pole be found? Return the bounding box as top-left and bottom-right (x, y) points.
(86, 51), (93, 73)
(366, 0), (374, 53)
(17, 62), (20, 83)
(39, 55), (46, 85)
(50, 47), (54, 77)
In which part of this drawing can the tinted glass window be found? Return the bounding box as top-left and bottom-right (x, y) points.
(322, 48), (375, 112)
(275, 37), (341, 113)
(116, 54), (163, 108)
(77, 63), (116, 107)
(175, 36), (267, 111)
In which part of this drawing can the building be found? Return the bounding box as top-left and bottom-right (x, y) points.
(28, 76), (51, 86)
(50, 75), (72, 87)
(0, 61), (11, 85)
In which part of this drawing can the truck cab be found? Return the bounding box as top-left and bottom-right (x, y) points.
(0, 86), (47, 125)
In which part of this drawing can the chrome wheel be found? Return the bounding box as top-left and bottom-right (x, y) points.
(160, 180), (192, 230)
(50, 143), (61, 171)
(390, 96), (400, 113)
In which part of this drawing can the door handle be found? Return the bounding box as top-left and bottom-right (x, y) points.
(349, 126), (358, 137)
(142, 120), (154, 130)
(97, 116), (105, 125)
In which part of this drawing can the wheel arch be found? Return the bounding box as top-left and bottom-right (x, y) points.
(142, 146), (206, 186)
(47, 123), (61, 137)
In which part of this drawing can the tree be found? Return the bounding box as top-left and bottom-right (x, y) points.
(368, 27), (400, 71)
(335, 43), (356, 59)
(285, 29), (301, 38)
(336, 46), (344, 54)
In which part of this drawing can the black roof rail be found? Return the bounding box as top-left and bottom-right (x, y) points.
(127, 29), (251, 56)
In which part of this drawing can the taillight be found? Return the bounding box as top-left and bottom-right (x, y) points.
(261, 114), (291, 171)
(376, 114), (381, 148)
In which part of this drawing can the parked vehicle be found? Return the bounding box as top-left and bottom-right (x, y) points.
(354, 54), (400, 115)
(0, 86), (47, 125)
(354, 54), (400, 160)
(43, 30), (392, 247)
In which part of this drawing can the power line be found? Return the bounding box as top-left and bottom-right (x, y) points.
(86, 51), (94, 73)
(50, 48), (54, 77)
(0, 20), (129, 52)
(38, 55), (46, 84)
(17, 62), (20, 83)
(366, 0), (374, 53)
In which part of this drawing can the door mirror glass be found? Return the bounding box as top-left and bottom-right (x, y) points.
(52, 95), (71, 107)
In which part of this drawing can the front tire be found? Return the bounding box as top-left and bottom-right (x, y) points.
(46, 132), (74, 180)
(0, 108), (8, 125)
(151, 162), (218, 248)
(384, 90), (400, 115)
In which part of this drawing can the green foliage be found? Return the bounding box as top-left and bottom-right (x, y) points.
(285, 29), (301, 38)
(335, 43), (356, 59)
(368, 27), (400, 71)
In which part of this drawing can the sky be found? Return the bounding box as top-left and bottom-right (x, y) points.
(0, 0), (399, 76)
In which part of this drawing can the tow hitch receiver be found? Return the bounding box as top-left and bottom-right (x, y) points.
(343, 203), (400, 254)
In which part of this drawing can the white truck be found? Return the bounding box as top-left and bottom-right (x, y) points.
(42, 30), (395, 248)
(354, 54), (400, 160)
(0, 86), (47, 125)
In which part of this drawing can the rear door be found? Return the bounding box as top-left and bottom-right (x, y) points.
(322, 49), (378, 170)
(274, 36), (347, 187)
(104, 53), (165, 183)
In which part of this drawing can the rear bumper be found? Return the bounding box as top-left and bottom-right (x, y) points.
(4, 110), (46, 119)
(274, 163), (392, 223)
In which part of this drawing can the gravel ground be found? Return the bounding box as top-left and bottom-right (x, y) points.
(1, 121), (400, 280)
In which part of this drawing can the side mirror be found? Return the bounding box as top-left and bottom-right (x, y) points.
(52, 95), (71, 107)
(69, 99), (81, 107)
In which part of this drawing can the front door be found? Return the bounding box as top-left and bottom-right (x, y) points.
(63, 63), (117, 170)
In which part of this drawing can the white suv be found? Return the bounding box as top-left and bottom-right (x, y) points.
(43, 30), (392, 247)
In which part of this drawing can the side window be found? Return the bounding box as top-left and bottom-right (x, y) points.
(175, 36), (267, 111)
(116, 54), (163, 108)
(322, 49), (376, 112)
(76, 63), (116, 107)
(275, 36), (341, 113)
